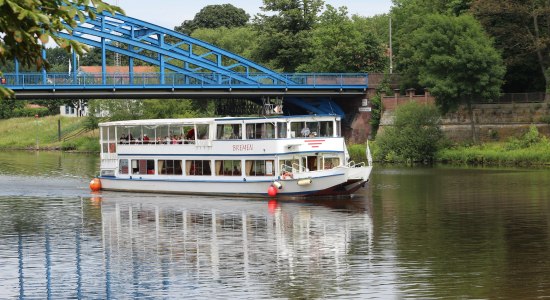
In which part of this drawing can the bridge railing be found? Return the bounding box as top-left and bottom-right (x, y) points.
(2, 72), (368, 89)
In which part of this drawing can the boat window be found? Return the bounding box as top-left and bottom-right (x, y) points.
(319, 121), (334, 137)
(245, 160), (274, 176)
(158, 160), (183, 175)
(291, 121), (316, 137)
(183, 126), (196, 143)
(142, 126), (156, 143)
(101, 127), (107, 152)
(169, 125), (185, 141)
(280, 159), (299, 174)
(156, 125), (169, 142)
(216, 124), (242, 140)
(131, 159), (155, 175)
(108, 126), (116, 143)
(186, 160), (211, 176)
(305, 122), (319, 138)
(323, 157), (340, 169)
(117, 126), (129, 143)
(196, 124), (209, 139)
(305, 156), (318, 171)
(277, 122), (287, 138)
(215, 160), (242, 176)
(129, 127), (142, 143)
(119, 159), (129, 174)
(246, 123), (275, 139)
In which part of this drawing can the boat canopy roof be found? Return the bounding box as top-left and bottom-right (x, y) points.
(99, 114), (340, 127)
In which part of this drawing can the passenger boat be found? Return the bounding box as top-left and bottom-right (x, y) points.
(94, 114), (372, 198)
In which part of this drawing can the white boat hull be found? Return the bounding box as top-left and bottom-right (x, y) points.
(99, 166), (372, 198)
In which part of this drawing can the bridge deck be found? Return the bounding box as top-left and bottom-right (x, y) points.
(3, 72), (368, 99)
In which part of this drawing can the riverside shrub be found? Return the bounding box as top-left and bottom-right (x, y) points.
(376, 102), (442, 163)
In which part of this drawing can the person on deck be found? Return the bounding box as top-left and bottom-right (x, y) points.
(301, 125), (310, 137)
(186, 128), (195, 140)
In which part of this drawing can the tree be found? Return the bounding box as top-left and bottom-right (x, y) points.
(191, 26), (259, 60)
(376, 102), (442, 163)
(174, 4), (250, 35)
(142, 100), (199, 119)
(471, 0), (550, 92)
(88, 99), (144, 121)
(298, 6), (386, 73)
(398, 14), (505, 143)
(0, 0), (122, 98)
(253, 0), (324, 71)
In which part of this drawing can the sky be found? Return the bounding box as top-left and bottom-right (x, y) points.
(104, 0), (393, 30)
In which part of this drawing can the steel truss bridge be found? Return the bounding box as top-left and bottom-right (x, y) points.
(2, 6), (369, 115)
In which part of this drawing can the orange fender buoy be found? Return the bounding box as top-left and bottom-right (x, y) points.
(89, 178), (102, 192)
(267, 185), (278, 197)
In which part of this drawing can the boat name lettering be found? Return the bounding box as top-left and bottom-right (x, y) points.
(233, 144), (253, 151)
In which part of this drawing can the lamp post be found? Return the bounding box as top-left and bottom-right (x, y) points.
(35, 114), (39, 150)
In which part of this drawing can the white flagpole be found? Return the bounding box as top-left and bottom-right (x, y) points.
(366, 140), (373, 166)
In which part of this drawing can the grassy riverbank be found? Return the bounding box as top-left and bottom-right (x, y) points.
(349, 125), (550, 166)
(0, 116), (99, 151)
(436, 142), (550, 166)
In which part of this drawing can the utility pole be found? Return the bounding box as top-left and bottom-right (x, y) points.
(389, 16), (393, 74)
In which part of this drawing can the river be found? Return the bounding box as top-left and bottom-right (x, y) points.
(0, 151), (549, 299)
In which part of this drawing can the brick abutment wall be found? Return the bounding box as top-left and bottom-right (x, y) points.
(379, 93), (550, 142)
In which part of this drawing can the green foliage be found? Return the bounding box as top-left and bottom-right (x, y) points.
(12, 107), (52, 118)
(471, 0), (550, 92)
(375, 102), (443, 163)
(0, 98), (24, 119)
(297, 6), (386, 73)
(505, 125), (546, 150)
(437, 138), (550, 166)
(253, 0), (324, 71)
(369, 94), (382, 138)
(61, 136), (99, 152)
(370, 75), (393, 138)
(0, 115), (88, 149)
(88, 99), (144, 121)
(0, 0), (122, 99)
(142, 100), (199, 119)
(347, 143), (376, 164)
(399, 14), (505, 113)
(175, 4), (249, 35)
(539, 115), (550, 124)
(191, 26), (258, 59)
(83, 115), (99, 131)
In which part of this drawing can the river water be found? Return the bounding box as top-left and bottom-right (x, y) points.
(0, 151), (549, 299)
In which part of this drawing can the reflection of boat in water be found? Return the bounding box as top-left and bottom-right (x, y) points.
(5, 193), (374, 298)
(96, 194), (374, 294)
(95, 115), (372, 198)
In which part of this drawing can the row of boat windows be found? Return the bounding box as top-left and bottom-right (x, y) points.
(118, 157), (341, 176)
(102, 121), (339, 144)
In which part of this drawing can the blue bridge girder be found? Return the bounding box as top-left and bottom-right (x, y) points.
(2, 6), (369, 116)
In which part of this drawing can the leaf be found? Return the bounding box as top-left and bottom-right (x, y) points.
(39, 33), (49, 44)
(13, 31), (23, 43)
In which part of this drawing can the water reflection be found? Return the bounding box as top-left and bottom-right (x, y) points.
(1, 193), (375, 299)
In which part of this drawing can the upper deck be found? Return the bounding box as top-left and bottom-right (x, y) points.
(99, 115), (345, 158)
